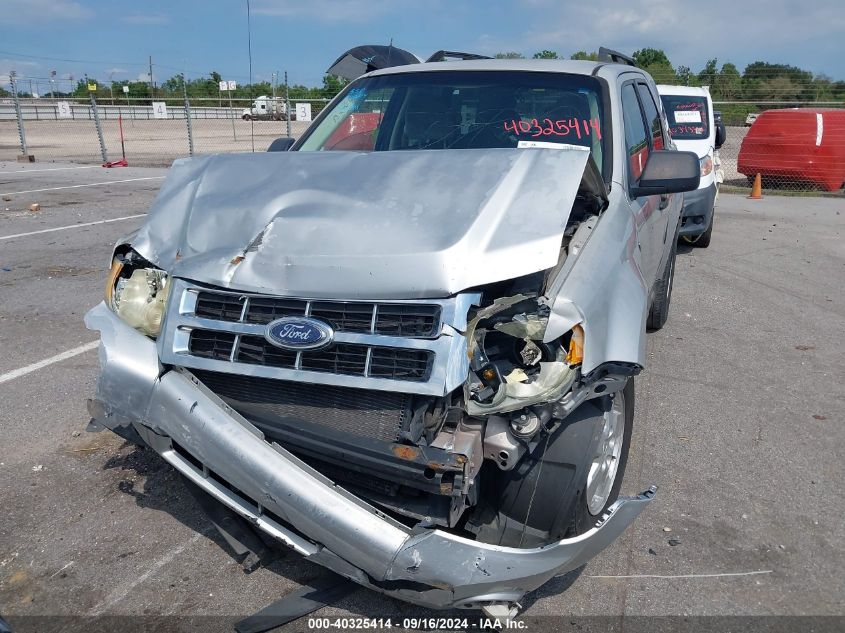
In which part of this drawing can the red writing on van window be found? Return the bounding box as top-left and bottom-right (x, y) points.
(670, 125), (705, 135)
(674, 102), (704, 110)
(504, 117), (602, 140)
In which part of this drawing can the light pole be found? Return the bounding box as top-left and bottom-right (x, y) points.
(109, 72), (115, 104)
(272, 71), (277, 100)
(50, 70), (56, 99)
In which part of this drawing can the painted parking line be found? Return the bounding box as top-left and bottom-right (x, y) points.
(1, 176), (164, 197)
(0, 213), (146, 241)
(0, 165), (100, 174)
(0, 341), (99, 385)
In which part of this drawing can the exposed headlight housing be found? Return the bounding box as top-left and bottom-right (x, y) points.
(105, 253), (171, 338)
(700, 154), (713, 177)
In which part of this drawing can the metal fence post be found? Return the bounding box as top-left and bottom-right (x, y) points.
(285, 71), (291, 138)
(9, 72), (31, 159)
(90, 91), (109, 164)
(183, 78), (195, 156)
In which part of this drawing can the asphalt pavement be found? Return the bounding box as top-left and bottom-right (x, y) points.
(0, 161), (843, 632)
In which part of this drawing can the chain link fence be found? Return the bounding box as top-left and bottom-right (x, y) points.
(1, 91), (322, 167)
(711, 102), (845, 194)
(2, 84), (843, 196)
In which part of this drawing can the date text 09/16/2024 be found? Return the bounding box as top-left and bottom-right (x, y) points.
(307, 617), (528, 629)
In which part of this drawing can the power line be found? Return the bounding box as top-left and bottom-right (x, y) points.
(0, 49), (254, 81)
(0, 49), (147, 66)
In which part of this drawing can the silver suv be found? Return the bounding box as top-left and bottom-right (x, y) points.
(86, 57), (699, 616)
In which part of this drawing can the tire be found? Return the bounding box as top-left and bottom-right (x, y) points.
(472, 380), (634, 547)
(693, 213), (713, 248)
(647, 236), (677, 331)
(242, 114), (251, 121)
(572, 379), (634, 535)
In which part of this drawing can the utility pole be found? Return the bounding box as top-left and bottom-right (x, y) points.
(272, 71), (277, 100)
(148, 55), (154, 98)
(50, 70), (56, 99)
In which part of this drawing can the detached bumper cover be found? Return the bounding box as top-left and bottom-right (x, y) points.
(85, 302), (655, 609)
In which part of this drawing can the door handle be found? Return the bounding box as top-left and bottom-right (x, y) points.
(658, 194), (670, 210)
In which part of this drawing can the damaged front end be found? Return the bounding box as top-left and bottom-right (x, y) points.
(86, 147), (654, 613)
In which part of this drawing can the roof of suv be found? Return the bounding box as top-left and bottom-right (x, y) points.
(366, 58), (622, 79)
(656, 84), (712, 97)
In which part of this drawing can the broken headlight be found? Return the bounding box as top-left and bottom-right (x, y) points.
(700, 154), (713, 177)
(105, 252), (171, 338)
(464, 296), (582, 416)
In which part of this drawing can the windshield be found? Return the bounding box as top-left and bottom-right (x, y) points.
(660, 95), (709, 140)
(298, 70), (608, 175)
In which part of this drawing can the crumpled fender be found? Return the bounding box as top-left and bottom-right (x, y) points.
(544, 188), (648, 374)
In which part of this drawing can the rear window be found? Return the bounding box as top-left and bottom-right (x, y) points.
(297, 70), (608, 176)
(660, 95), (709, 140)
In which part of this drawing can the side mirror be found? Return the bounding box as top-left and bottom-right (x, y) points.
(714, 122), (727, 149)
(267, 137), (295, 152)
(631, 150), (700, 197)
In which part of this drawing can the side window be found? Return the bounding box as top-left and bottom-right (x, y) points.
(621, 83), (649, 183)
(636, 83), (664, 150)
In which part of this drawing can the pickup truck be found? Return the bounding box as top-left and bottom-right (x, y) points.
(86, 56), (699, 618)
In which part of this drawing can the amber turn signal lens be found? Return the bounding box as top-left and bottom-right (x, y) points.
(481, 367), (496, 381)
(566, 324), (584, 365)
(104, 257), (123, 309)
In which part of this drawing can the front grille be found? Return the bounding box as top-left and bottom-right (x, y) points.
(194, 293), (245, 321)
(194, 290), (440, 338)
(370, 347), (433, 380)
(161, 279), (469, 396)
(192, 369), (409, 442)
(188, 330), (433, 381)
(189, 330), (236, 361)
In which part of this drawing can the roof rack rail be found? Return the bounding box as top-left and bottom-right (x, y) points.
(426, 50), (492, 63)
(597, 47), (636, 66)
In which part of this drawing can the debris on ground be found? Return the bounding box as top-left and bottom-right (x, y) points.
(28, 203), (41, 213)
(668, 538), (682, 547)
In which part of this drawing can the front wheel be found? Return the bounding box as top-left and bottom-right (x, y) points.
(473, 379), (635, 546)
(572, 379), (634, 534)
(691, 213), (714, 248)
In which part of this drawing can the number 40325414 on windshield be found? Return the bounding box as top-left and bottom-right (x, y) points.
(504, 117), (602, 140)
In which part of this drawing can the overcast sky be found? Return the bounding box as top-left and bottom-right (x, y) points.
(1, 0), (843, 91)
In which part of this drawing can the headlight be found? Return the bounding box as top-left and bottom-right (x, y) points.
(105, 256), (171, 338)
(700, 155), (713, 177)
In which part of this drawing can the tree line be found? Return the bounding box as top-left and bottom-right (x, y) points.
(496, 48), (845, 103)
(5, 47), (842, 118)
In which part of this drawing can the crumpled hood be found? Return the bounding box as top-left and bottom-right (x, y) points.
(131, 148), (590, 299)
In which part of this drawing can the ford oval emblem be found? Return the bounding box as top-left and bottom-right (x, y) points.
(265, 316), (334, 351)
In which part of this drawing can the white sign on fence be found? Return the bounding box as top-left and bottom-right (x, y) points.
(122, 85), (129, 94)
(152, 102), (168, 119)
(219, 80), (228, 92)
(56, 101), (72, 119)
(295, 102), (312, 122)
(227, 80), (237, 91)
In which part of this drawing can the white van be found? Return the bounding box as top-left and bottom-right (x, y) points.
(658, 85), (725, 247)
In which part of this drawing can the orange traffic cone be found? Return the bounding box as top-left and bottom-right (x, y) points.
(748, 173), (763, 199)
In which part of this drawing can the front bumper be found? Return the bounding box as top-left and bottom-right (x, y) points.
(85, 302), (655, 610)
(679, 181), (717, 237)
